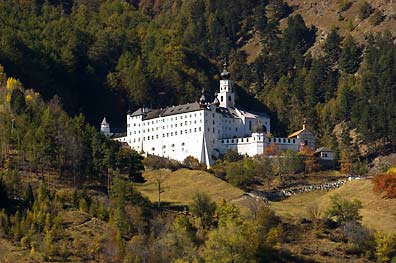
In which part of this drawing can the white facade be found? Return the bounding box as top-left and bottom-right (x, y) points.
(101, 117), (112, 137)
(114, 63), (311, 167)
(314, 147), (335, 161)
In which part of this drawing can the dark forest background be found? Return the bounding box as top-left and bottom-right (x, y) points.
(0, 0), (395, 162)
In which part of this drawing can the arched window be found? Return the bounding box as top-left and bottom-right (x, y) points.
(221, 96), (224, 102)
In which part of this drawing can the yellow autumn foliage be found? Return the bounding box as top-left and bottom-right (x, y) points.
(25, 94), (33, 103)
(6, 77), (22, 90)
(386, 167), (396, 174)
(5, 93), (11, 103)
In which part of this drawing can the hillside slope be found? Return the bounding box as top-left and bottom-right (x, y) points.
(136, 169), (245, 206)
(285, 0), (395, 37)
(270, 179), (396, 234)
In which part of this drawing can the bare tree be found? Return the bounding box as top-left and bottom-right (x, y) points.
(153, 169), (168, 210)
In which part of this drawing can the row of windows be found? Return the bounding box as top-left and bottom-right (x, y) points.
(143, 112), (203, 125)
(150, 142), (187, 151)
(143, 123), (201, 133)
(268, 138), (296, 144)
(141, 127), (202, 141)
(221, 138), (250, 144)
(132, 119), (203, 129)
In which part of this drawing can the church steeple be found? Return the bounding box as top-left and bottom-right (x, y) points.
(218, 58), (235, 108)
(199, 88), (206, 106)
(221, 59), (230, 80)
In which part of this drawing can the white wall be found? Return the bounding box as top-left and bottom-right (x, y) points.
(320, 151), (334, 160)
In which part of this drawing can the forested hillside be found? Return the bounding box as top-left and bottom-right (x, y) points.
(0, 0), (395, 165)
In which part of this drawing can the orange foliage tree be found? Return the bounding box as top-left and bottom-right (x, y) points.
(299, 145), (319, 173)
(264, 142), (278, 156)
(372, 173), (396, 198)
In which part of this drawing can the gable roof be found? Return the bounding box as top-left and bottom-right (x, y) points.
(288, 128), (304, 138)
(314, 147), (333, 154)
(130, 102), (204, 121)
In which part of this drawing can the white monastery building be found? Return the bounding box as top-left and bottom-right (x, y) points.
(113, 62), (315, 167)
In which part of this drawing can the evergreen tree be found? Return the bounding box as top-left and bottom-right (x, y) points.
(324, 29), (341, 66)
(339, 35), (361, 74)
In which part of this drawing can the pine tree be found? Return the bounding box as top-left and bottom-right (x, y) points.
(324, 29), (341, 66)
(339, 35), (361, 74)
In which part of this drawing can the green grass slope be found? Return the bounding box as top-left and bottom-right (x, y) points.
(270, 179), (396, 234)
(136, 169), (245, 206)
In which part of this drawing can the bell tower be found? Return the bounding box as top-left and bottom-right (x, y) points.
(217, 60), (235, 108)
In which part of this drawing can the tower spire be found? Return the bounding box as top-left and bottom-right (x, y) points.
(221, 58), (230, 80)
(199, 87), (206, 106)
(218, 57), (234, 108)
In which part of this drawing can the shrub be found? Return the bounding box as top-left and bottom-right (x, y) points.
(189, 192), (216, 229)
(341, 221), (375, 255)
(225, 160), (254, 188)
(375, 232), (396, 263)
(223, 149), (243, 162)
(338, 0), (353, 12)
(369, 10), (385, 26)
(327, 194), (362, 224)
(358, 1), (373, 20)
(372, 173), (396, 198)
(143, 155), (181, 171)
(183, 156), (204, 170)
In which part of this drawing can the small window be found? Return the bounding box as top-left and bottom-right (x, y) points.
(228, 96), (231, 101)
